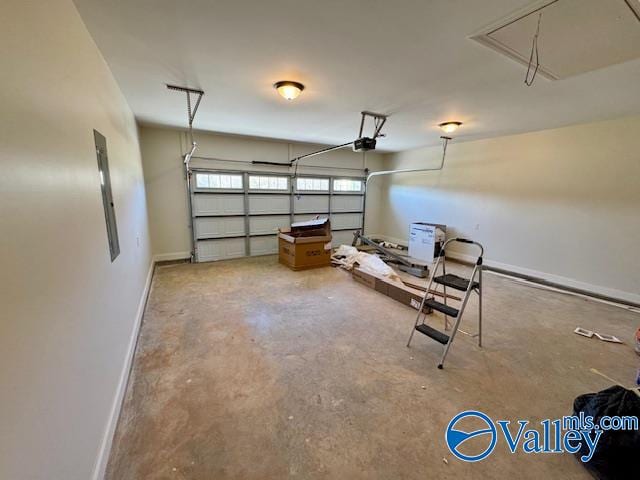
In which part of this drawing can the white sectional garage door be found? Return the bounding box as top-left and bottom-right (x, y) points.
(191, 170), (365, 262)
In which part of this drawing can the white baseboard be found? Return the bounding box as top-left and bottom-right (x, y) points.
(153, 251), (191, 262)
(447, 251), (640, 305)
(372, 235), (640, 305)
(91, 260), (154, 480)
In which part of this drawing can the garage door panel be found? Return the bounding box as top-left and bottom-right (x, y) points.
(332, 230), (358, 246)
(197, 238), (246, 262)
(249, 195), (290, 214)
(193, 194), (244, 216)
(195, 217), (245, 239)
(330, 213), (362, 230)
(249, 215), (290, 235)
(294, 195), (329, 214)
(250, 235), (278, 256)
(331, 195), (363, 212)
(190, 172), (364, 262)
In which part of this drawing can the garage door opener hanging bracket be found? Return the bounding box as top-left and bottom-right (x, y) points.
(166, 84), (205, 164)
(167, 84), (205, 263)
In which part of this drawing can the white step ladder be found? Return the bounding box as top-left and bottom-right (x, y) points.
(406, 238), (484, 369)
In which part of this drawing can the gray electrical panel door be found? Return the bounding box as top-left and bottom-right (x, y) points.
(94, 130), (120, 261)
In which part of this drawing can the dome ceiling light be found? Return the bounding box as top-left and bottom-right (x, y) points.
(274, 80), (305, 100)
(438, 121), (463, 134)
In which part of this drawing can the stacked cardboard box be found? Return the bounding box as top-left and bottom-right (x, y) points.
(278, 218), (332, 271)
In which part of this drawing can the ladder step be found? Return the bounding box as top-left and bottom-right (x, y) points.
(415, 323), (450, 344)
(433, 274), (479, 292)
(424, 298), (459, 317)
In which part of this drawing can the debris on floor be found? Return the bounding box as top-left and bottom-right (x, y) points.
(572, 385), (640, 479)
(333, 243), (468, 314)
(594, 332), (622, 343)
(352, 267), (431, 313)
(574, 327), (594, 338)
(332, 244), (400, 280)
(574, 327), (622, 343)
(333, 243), (459, 301)
(351, 231), (430, 278)
(589, 368), (640, 393)
(378, 241), (404, 250)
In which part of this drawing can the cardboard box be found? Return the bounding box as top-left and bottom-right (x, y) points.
(278, 218), (332, 271)
(352, 268), (376, 288)
(408, 223), (446, 263)
(351, 267), (432, 313)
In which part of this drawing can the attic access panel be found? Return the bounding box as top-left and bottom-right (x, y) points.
(472, 0), (640, 80)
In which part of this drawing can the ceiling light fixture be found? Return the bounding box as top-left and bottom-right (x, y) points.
(438, 121), (463, 134)
(274, 80), (305, 101)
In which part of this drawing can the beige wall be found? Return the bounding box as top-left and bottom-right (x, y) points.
(379, 115), (640, 303)
(0, 2), (152, 479)
(140, 125), (385, 259)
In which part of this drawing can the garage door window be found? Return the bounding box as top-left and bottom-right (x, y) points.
(196, 173), (243, 189)
(296, 177), (329, 192)
(249, 175), (288, 191)
(333, 179), (363, 192)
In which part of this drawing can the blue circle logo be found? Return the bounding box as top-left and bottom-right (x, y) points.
(446, 410), (497, 462)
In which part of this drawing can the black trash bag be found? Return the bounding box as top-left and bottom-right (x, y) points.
(572, 385), (640, 479)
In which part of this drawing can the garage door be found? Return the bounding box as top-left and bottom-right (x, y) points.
(191, 170), (365, 262)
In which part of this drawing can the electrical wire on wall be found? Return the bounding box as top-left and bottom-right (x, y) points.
(524, 13), (543, 86)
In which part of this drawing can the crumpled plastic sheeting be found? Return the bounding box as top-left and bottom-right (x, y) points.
(332, 244), (401, 281)
(334, 245), (359, 258)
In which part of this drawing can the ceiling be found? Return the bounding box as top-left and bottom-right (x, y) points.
(73, 0), (640, 152)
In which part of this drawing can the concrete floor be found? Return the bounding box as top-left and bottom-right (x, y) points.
(106, 256), (639, 479)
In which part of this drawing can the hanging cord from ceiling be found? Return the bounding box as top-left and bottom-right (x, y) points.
(166, 84), (205, 163)
(524, 13), (543, 87)
(440, 135), (450, 164)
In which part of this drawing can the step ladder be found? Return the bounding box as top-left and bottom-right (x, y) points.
(406, 238), (484, 369)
